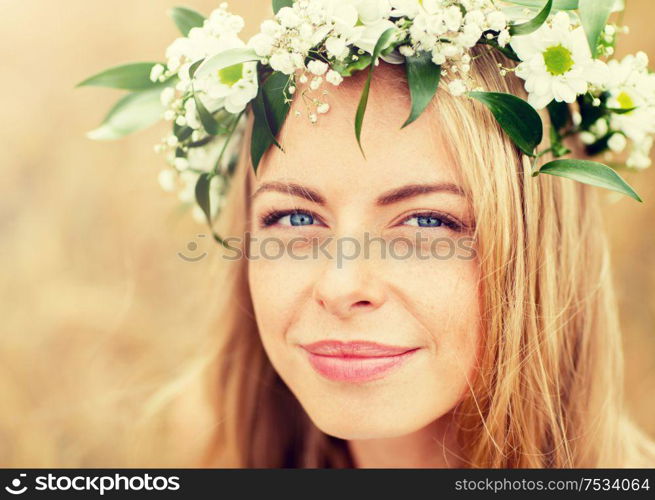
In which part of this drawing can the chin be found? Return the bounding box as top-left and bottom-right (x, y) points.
(302, 401), (436, 441)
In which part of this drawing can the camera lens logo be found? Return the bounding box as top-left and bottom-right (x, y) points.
(5, 473), (27, 495)
(178, 234), (208, 262)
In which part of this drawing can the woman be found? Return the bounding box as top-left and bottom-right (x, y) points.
(131, 45), (655, 469)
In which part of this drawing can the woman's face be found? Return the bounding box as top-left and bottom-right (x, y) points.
(247, 67), (482, 440)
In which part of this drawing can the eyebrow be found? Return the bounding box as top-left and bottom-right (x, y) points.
(251, 181), (465, 206)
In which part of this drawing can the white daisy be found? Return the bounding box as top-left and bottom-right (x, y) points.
(605, 52), (655, 168)
(510, 11), (610, 110)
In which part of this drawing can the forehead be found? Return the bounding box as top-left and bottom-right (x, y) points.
(251, 64), (462, 201)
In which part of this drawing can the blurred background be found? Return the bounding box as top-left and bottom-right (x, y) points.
(1, 0), (653, 467)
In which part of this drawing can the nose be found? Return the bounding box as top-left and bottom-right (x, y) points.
(312, 237), (387, 319)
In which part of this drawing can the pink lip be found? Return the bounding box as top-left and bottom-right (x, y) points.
(300, 340), (420, 383)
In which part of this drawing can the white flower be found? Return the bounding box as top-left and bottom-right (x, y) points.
(196, 59), (259, 114)
(310, 76), (323, 90)
(444, 6), (463, 32)
(174, 157), (189, 170)
(248, 32), (275, 57)
(159, 3), (257, 127)
(277, 6), (302, 28)
(448, 79), (467, 97)
(353, 19), (397, 54)
(150, 63), (165, 82)
(590, 118), (608, 138)
(261, 19), (283, 37)
(580, 132), (596, 145)
(158, 169), (177, 192)
(399, 44), (415, 57)
(608, 133), (627, 153)
(510, 11), (610, 109)
(326, 36), (348, 59)
(184, 99), (202, 130)
(498, 29), (511, 48)
(626, 136), (653, 169)
(160, 87), (175, 106)
(326, 69), (344, 86)
(389, 0), (422, 19)
(307, 59), (329, 76)
(487, 10), (507, 32)
(317, 102), (330, 114)
(605, 52), (655, 145)
(269, 51), (296, 74)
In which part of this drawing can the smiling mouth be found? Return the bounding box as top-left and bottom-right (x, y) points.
(300, 340), (421, 383)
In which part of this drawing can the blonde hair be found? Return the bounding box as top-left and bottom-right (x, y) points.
(130, 46), (655, 468)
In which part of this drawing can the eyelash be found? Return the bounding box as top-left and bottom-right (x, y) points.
(258, 208), (464, 232)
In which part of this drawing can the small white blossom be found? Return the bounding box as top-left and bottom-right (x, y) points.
(248, 32), (275, 57)
(310, 76), (323, 90)
(160, 87), (175, 106)
(277, 7), (302, 29)
(174, 157), (189, 170)
(317, 102), (330, 114)
(448, 79), (467, 97)
(608, 133), (627, 153)
(580, 132), (596, 145)
(307, 59), (329, 76)
(326, 69), (344, 86)
(270, 52), (296, 74)
(150, 64), (165, 82)
(158, 169), (177, 192)
(326, 36), (348, 60)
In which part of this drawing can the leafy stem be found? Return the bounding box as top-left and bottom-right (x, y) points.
(212, 109), (245, 176)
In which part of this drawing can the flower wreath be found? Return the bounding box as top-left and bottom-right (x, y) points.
(78, 0), (654, 244)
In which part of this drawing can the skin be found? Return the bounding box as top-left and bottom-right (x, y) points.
(247, 64), (482, 468)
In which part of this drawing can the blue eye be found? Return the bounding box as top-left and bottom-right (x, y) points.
(403, 214), (447, 228)
(288, 212), (314, 226)
(401, 212), (463, 231)
(261, 209), (319, 227)
(411, 215), (444, 227)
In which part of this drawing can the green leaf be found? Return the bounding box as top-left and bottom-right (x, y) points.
(607, 106), (637, 115)
(189, 58), (204, 79)
(193, 93), (221, 135)
(273, 0), (294, 14)
(579, 0), (614, 57)
(87, 87), (164, 140)
(547, 100), (571, 132)
(402, 51), (441, 129)
(332, 54), (373, 77)
(169, 7), (205, 36)
(194, 48), (261, 80)
(195, 172), (214, 225)
(77, 62), (165, 91)
(250, 71), (292, 173)
(538, 159), (642, 202)
(468, 91), (543, 156)
(262, 71), (292, 138)
(504, 0), (577, 9)
(355, 27), (398, 159)
(174, 123), (193, 142)
(510, 0), (553, 36)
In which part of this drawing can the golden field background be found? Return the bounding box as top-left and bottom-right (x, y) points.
(0, 1), (653, 466)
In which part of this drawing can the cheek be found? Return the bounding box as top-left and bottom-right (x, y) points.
(247, 253), (313, 345)
(389, 254), (482, 385)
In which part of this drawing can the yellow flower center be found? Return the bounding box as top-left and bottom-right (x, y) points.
(218, 63), (244, 87)
(616, 91), (635, 110)
(543, 44), (574, 76)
